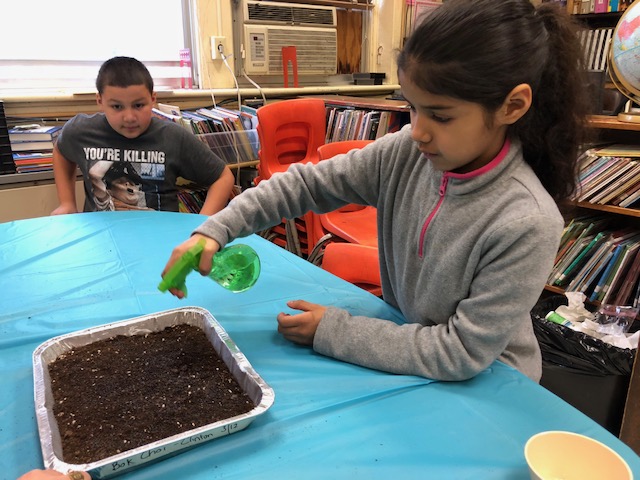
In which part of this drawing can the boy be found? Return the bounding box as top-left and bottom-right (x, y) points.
(51, 56), (234, 215)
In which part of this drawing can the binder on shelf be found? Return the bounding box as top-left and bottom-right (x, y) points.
(0, 101), (16, 175)
(196, 130), (259, 165)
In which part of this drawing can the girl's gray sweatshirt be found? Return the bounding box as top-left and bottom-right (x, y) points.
(194, 125), (564, 382)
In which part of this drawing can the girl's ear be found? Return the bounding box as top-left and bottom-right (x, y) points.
(500, 83), (532, 125)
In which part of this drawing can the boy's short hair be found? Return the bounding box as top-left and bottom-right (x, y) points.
(96, 56), (154, 95)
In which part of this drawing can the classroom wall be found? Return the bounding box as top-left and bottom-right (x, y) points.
(0, 181), (85, 223)
(194, 0), (404, 89)
(0, 0), (405, 223)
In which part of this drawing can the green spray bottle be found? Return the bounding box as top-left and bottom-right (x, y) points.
(158, 239), (260, 296)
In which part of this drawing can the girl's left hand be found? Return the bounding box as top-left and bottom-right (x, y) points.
(277, 300), (327, 345)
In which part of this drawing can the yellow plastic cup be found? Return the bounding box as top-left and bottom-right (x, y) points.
(525, 431), (633, 480)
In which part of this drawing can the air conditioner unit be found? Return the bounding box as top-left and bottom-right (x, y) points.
(235, 0), (337, 76)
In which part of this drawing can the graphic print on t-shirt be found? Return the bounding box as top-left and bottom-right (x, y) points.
(85, 146), (166, 211)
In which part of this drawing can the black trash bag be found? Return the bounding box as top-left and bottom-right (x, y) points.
(531, 295), (636, 376)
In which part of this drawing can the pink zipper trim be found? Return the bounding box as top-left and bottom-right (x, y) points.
(418, 174), (449, 257)
(417, 139), (511, 258)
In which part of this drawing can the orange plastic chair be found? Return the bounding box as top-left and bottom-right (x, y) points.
(255, 98), (327, 182)
(306, 140), (378, 264)
(321, 242), (382, 297)
(314, 139), (373, 163)
(255, 98), (327, 256)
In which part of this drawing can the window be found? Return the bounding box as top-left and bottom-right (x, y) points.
(0, 0), (192, 95)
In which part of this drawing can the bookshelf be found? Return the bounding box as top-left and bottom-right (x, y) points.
(541, 115), (640, 449)
(0, 105), (260, 218)
(545, 116), (640, 305)
(302, 95), (411, 143)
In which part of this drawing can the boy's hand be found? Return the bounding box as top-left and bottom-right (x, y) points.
(18, 469), (90, 480)
(277, 300), (327, 345)
(161, 234), (220, 298)
(50, 203), (78, 215)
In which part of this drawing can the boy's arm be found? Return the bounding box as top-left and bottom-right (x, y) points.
(51, 145), (79, 215)
(198, 166), (235, 216)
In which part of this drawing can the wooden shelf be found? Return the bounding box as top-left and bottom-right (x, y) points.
(574, 116), (640, 218)
(574, 201), (640, 218)
(557, 112), (640, 450)
(229, 160), (258, 169)
(302, 94), (410, 112)
(589, 115), (640, 131)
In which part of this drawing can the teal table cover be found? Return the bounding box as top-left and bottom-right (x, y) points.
(1, 211), (638, 479)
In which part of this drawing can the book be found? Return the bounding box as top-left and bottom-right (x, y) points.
(595, 0), (608, 14)
(325, 108), (337, 143)
(152, 105), (195, 132)
(588, 230), (640, 301)
(619, 184), (640, 208)
(579, 243), (617, 296)
(12, 150), (54, 173)
(592, 161), (640, 205)
(555, 231), (607, 287)
(612, 177), (640, 206)
(591, 243), (625, 301)
(566, 0), (578, 14)
(578, 158), (632, 202)
(8, 125), (61, 142)
(9, 141), (55, 152)
(549, 217), (608, 284)
(576, 156), (617, 195)
(602, 241), (640, 304)
(612, 246), (640, 305)
(594, 144), (640, 157)
(551, 235), (596, 285)
(13, 156), (52, 166)
(195, 108), (254, 163)
(156, 102), (182, 116)
(566, 232), (614, 292)
(375, 111), (391, 139)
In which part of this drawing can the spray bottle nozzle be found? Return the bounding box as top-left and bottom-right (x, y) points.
(158, 239), (261, 296)
(157, 239), (206, 297)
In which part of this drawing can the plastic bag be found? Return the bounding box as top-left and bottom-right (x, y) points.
(531, 295), (636, 376)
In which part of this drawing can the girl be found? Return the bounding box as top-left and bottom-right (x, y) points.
(162, 0), (589, 382)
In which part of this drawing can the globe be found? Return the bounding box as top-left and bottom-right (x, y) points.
(608, 0), (640, 120)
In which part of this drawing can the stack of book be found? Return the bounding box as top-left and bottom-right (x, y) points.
(574, 145), (640, 208)
(324, 107), (405, 143)
(8, 124), (62, 173)
(0, 101), (16, 174)
(152, 103), (259, 165)
(567, 0), (632, 14)
(548, 214), (640, 307)
(177, 184), (207, 214)
(152, 103), (259, 213)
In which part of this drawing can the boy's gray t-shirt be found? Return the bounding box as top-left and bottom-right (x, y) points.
(57, 113), (226, 212)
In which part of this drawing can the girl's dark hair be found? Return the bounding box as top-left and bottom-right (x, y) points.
(397, 0), (590, 203)
(96, 56), (154, 95)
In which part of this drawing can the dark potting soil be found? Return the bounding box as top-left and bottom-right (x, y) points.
(48, 324), (255, 464)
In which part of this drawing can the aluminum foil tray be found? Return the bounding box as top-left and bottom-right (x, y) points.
(32, 307), (275, 479)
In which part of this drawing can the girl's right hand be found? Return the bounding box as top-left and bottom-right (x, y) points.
(161, 233), (220, 298)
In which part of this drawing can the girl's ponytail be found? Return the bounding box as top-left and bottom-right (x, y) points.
(514, 3), (591, 202)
